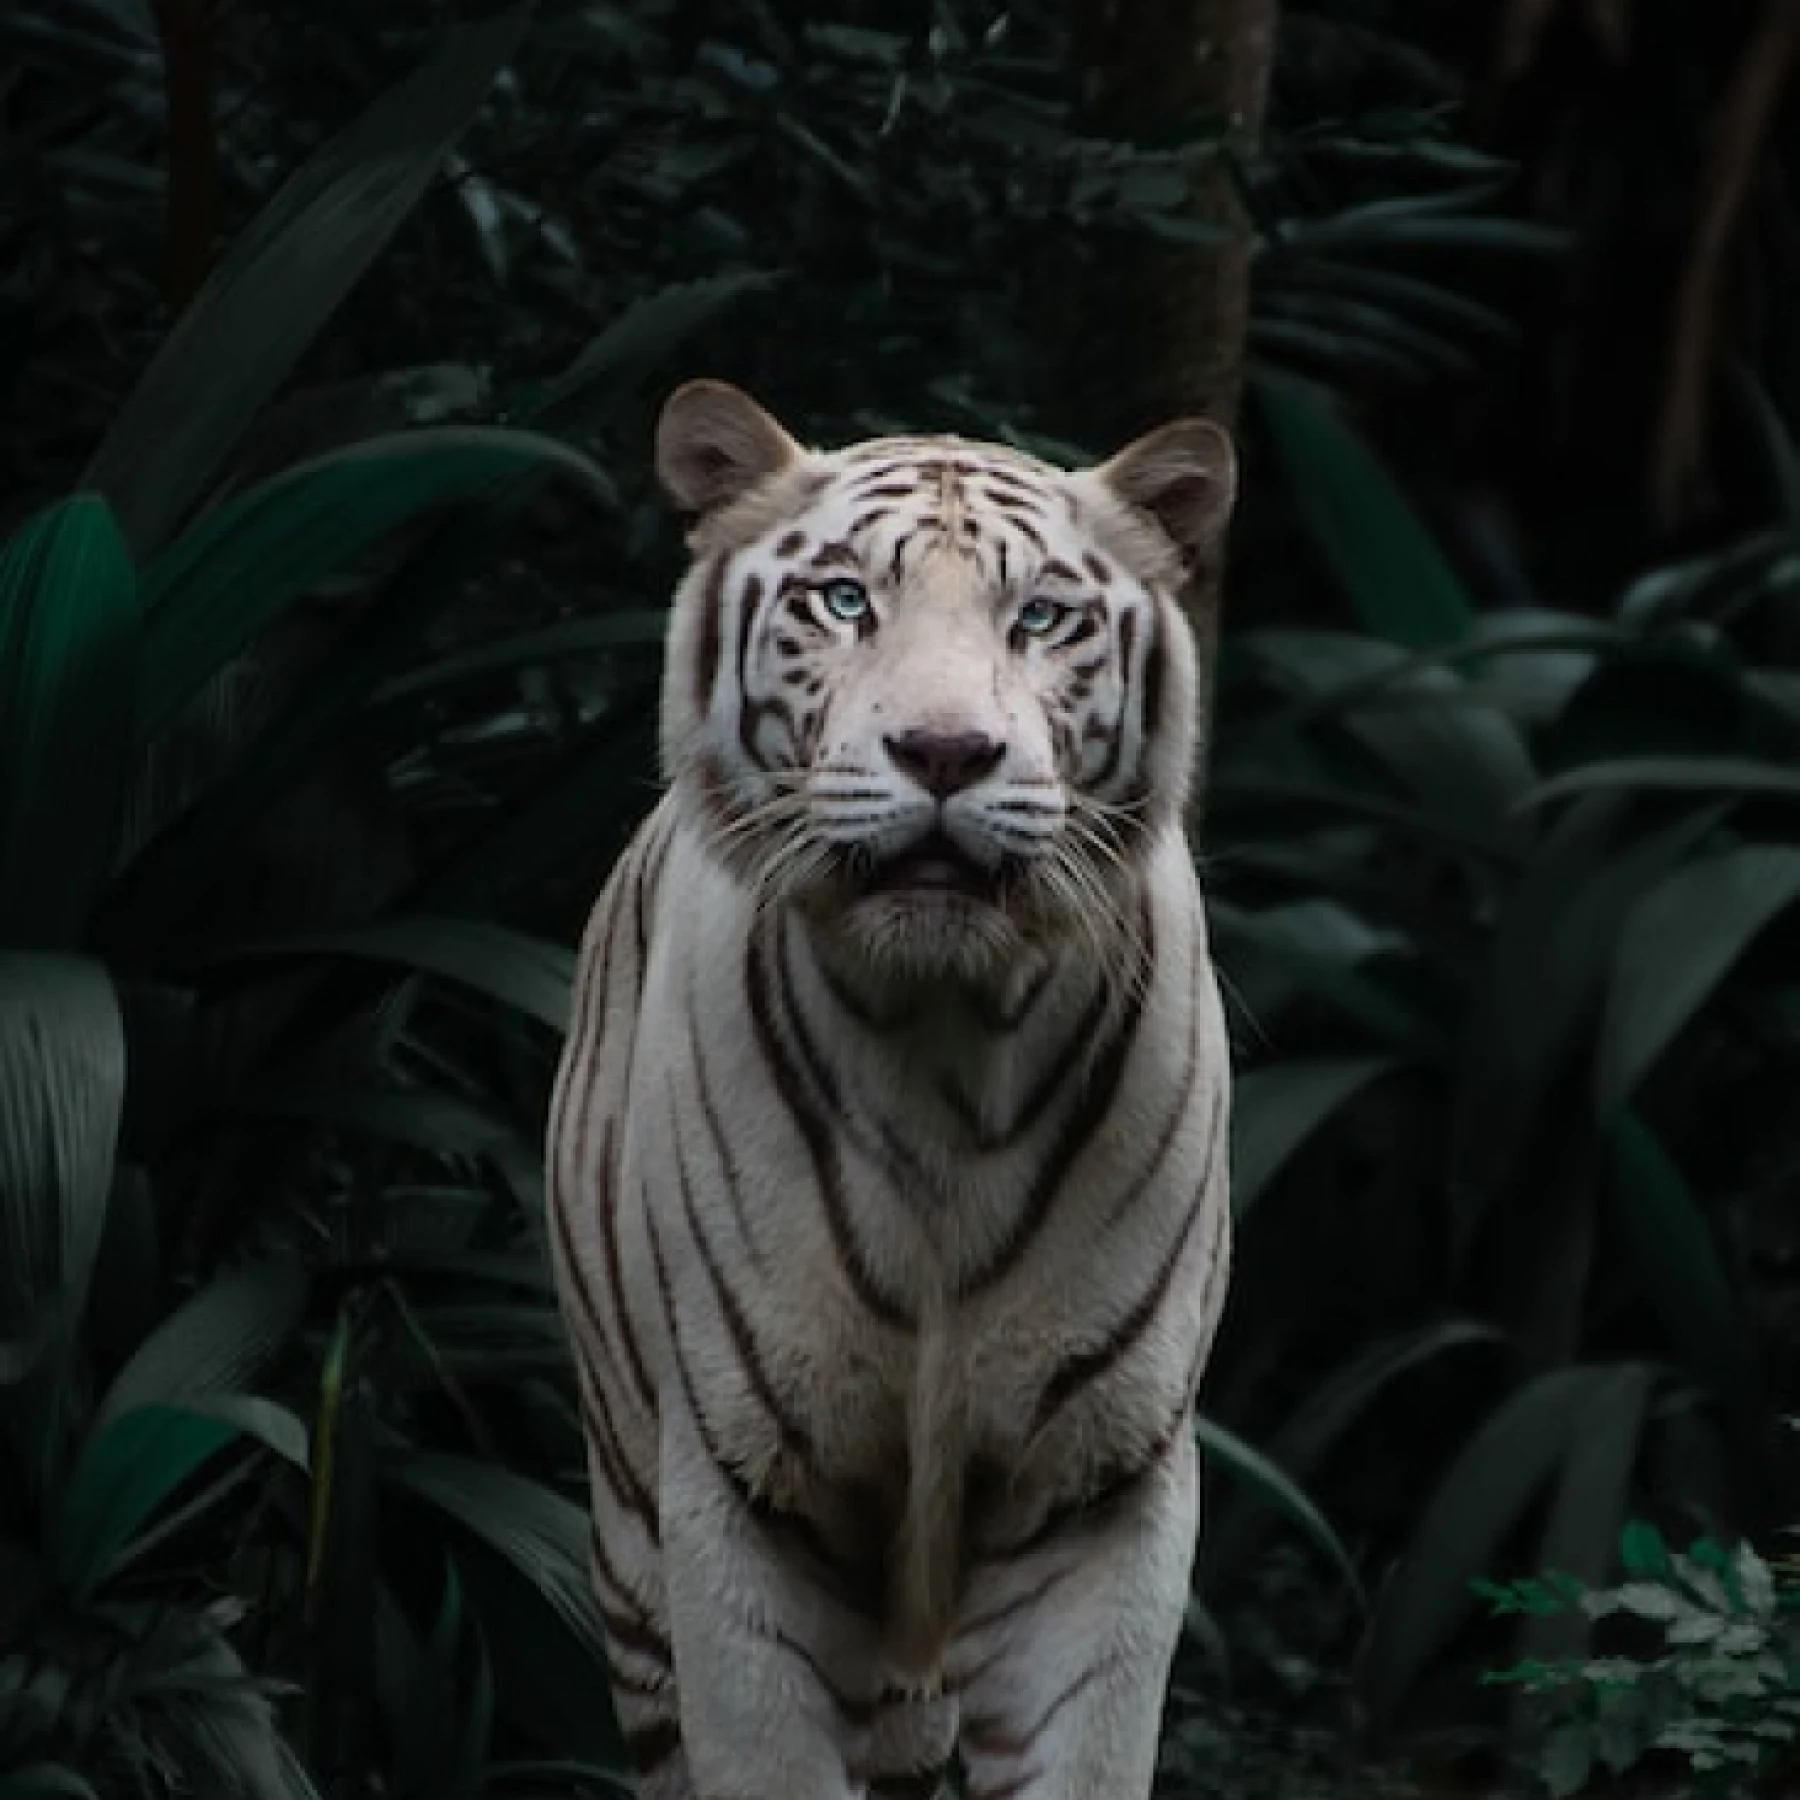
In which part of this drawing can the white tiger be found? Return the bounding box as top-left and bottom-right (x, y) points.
(546, 380), (1236, 1800)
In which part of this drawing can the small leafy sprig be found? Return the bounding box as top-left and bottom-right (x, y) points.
(1477, 1522), (1800, 1796)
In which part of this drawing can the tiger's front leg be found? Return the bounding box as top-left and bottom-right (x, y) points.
(658, 1401), (881, 1800)
(948, 1430), (1200, 1800)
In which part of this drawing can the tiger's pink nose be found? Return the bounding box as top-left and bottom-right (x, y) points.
(884, 729), (1005, 797)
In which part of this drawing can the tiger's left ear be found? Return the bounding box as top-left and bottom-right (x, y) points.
(1094, 418), (1237, 562)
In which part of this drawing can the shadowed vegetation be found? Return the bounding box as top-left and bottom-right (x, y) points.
(3, 2), (1798, 1795)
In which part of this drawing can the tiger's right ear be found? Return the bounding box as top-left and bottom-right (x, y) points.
(656, 380), (803, 520)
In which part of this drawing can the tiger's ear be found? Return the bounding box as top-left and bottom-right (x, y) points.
(1094, 417), (1237, 561)
(656, 380), (803, 519)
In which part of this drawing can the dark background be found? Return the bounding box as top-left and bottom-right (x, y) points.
(3, 2), (1799, 1796)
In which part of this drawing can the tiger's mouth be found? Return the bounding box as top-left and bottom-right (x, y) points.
(855, 832), (1004, 903)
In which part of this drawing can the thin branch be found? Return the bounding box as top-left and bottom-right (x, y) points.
(1068, 0), (1278, 831)
(1494, 0), (1565, 87)
(1652, 0), (1800, 525)
(149, 0), (221, 311)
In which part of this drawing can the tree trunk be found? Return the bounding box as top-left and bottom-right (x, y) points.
(1067, 0), (1278, 793)
(150, 0), (221, 311)
(1072, 0), (1276, 439)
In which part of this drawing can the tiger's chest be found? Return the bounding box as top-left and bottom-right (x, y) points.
(601, 836), (1229, 1625)
(613, 976), (1228, 1577)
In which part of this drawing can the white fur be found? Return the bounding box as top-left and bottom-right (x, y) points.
(548, 405), (1234, 1800)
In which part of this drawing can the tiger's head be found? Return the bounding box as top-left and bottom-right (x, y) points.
(655, 381), (1235, 981)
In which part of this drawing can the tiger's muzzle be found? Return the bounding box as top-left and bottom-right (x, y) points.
(853, 829), (1012, 904)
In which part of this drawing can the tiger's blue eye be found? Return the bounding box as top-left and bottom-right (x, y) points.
(818, 578), (871, 623)
(1016, 596), (1062, 635)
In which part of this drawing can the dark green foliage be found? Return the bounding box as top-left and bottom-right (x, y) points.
(0, 17), (636, 1792)
(1478, 1519), (1800, 1795)
(3, 2), (1799, 1797)
(1201, 393), (1800, 1764)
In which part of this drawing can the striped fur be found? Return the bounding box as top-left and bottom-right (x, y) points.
(547, 383), (1236, 1800)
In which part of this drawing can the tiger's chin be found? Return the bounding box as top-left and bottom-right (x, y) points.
(778, 837), (1017, 982)
(830, 888), (1029, 984)
(796, 841), (1099, 989)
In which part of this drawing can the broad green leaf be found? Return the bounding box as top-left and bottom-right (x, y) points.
(1609, 1116), (1759, 1413)
(80, 4), (532, 555)
(1285, 216), (1569, 256)
(1749, 665), (1800, 731)
(1251, 318), (1447, 386)
(1255, 372), (1477, 648)
(1449, 799), (1723, 1261)
(1619, 1519), (1675, 1581)
(238, 1081), (528, 1158)
(386, 1293), (567, 1385)
(477, 1763), (632, 1797)
(1234, 629), (1534, 834)
(123, 1620), (323, 1800)
(82, 1161), (163, 1379)
(1283, 260), (1518, 344)
(1518, 1364), (1653, 1671)
(137, 428), (611, 740)
(372, 1582), (430, 1781)
(1270, 182), (1539, 236)
(1195, 1416), (1363, 1604)
(1467, 634), (1616, 732)
(192, 1707), (323, 1800)
(379, 1248), (552, 1292)
(1208, 1319), (1506, 1578)
(51, 1398), (302, 1595)
(1233, 615), (1621, 737)
(1596, 845), (1800, 1118)
(1617, 531), (1790, 626)
(1540, 1726), (1595, 1799)
(389, 1565), (495, 1800)
(1516, 755), (1800, 811)
(1357, 1366), (1606, 1726)
(1208, 772), (1505, 861)
(390, 1568), (468, 1791)
(0, 1769), (100, 1800)
(95, 1259), (309, 1428)
(1226, 613), (1614, 756)
(160, 1393), (309, 1466)
(384, 1451), (608, 1661)
(1736, 368), (1800, 536)
(208, 915), (574, 1032)
(526, 271), (780, 429)
(1211, 896), (1402, 970)
(374, 610), (671, 705)
(1255, 293), (1477, 378)
(1208, 899), (1440, 1055)
(1205, 839), (1475, 959)
(1231, 1056), (1400, 1216)
(98, 1395), (310, 1581)
(436, 1538), (627, 1769)
(0, 496), (137, 946)
(97, 497), (529, 953)
(0, 956), (123, 1379)
(1538, 633), (1745, 773)
(409, 699), (660, 914)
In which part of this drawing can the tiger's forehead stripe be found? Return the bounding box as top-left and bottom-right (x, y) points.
(756, 442), (1074, 597)
(829, 443), (1064, 510)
